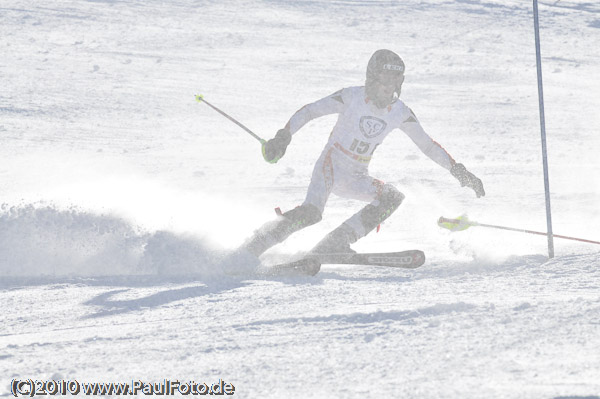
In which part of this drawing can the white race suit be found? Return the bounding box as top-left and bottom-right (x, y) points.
(286, 86), (455, 238)
(244, 86), (457, 256)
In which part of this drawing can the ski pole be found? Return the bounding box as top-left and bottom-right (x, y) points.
(438, 215), (600, 245)
(195, 94), (266, 144)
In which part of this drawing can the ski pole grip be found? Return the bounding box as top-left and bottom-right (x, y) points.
(438, 217), (459, 224)
(437, 215), (473, 231)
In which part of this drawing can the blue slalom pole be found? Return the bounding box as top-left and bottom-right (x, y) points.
(533, 0), (555, 258)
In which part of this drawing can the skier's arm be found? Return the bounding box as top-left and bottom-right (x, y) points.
(285, 89), (347, 135)
(400, 110), (485, 197)
(263, 90), (347, 163)
(400, 111), (455, 170)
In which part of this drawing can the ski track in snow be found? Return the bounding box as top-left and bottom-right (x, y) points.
(1, 0), (599, 398)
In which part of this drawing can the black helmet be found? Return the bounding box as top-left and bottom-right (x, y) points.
(365, 49), (405, 108)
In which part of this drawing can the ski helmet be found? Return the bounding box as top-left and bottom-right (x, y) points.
(365, 49), (405, 108)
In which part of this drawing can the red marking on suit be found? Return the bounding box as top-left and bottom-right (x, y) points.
(322, 147), (335, 193)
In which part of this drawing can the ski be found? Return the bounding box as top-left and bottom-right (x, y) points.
(312, 250), (425, 269)
(263, 250), (425, 277)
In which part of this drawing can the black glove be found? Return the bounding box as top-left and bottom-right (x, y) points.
(262, 128), (292, 163)
(450, 163), (485, 198)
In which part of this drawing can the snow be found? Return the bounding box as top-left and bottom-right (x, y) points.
(1, 0), (599, 397)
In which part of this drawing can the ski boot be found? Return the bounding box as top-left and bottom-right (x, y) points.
(219, 247), (261, 276)
(310, 223), (358, 255)
(244, 204), (322, 257)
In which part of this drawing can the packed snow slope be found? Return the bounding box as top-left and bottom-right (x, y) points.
(1, 0), (599, 398)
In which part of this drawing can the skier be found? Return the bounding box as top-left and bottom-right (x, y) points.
(243, 49), (484, 260)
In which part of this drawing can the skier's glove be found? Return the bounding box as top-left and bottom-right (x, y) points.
(262, 128), (292, 163)
(450, 163), (485, 198)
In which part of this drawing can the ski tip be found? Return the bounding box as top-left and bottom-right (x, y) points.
(410, 250), (426, 268)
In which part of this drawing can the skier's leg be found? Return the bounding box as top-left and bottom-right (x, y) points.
(311, 180), (405, 253)
(347, 183), (405, 237)
(243, 204), (323, 257)
(243, 148), (335, 257)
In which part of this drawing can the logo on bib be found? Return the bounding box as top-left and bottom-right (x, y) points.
(359, 116), (387, 138)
